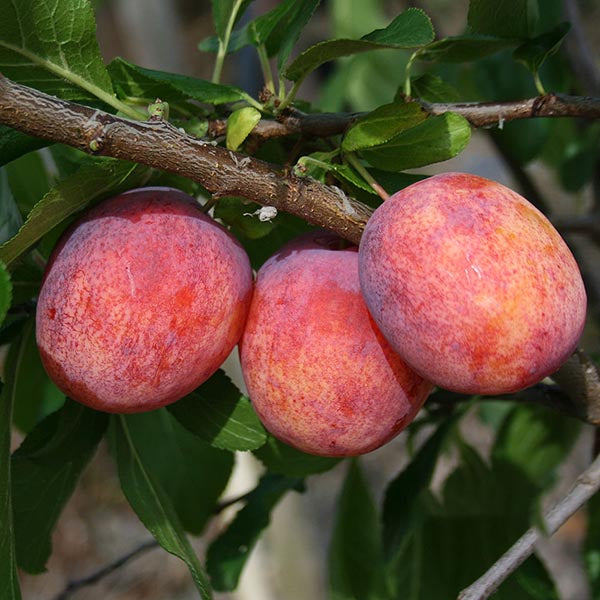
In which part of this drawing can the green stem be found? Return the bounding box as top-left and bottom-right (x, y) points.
(278, 74), (287, 101)
(257, 45), (275, 94)
(345, 153), (389, 201)
(0, 41), (146, 120)
(277, 77), (304, 113)
(533, 71), (547, 95)
(212, 0), (245, 84)
(403, 51), (419, 98)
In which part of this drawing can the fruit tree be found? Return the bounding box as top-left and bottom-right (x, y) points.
(1, 1), (600, 599)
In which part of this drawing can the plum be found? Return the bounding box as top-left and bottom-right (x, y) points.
(359, 172), (587, 395)
(36, 187), (253, 413)
(239, 232), (432, 457)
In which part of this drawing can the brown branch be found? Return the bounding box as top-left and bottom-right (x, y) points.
(422, 94), (600, 128)
(0, 74), (371, 245)
(52, 539), (158, 600)
(50, 490), (251, 600)
(458, 450), (600, 600)
(206, 94), (600, 142)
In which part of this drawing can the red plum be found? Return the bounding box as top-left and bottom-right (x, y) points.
(36, 187), (253, 413)
(359, 172), (587, 395)
(239, 232), (432, 457)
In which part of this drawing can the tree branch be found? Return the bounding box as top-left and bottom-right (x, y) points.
(205, 93), (600, 142)
(50, 490), (251, 600)
(0, 74), (371, 245)
(422, 94), (600, 128)
(52, 539), (158, 600)
(457, 450), (600, 600)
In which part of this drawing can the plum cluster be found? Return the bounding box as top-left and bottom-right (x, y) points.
(36, 174), (587, 456)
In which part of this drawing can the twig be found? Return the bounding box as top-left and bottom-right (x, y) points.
(457, 451), (600, 600)
(206, 94), (600, 142)
(50, 490), (252, 600)
(52, 539), (158, 600)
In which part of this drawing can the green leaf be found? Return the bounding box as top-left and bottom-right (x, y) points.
(0, 261), (12, 326)
(388, 440), (559, 599)
(122, 410), (233, 534)
(513, 22), (570, 76)
(206, 473), (303, 591)
(9, 318), (64, 434)
(253, 434), (340, 477)
(342, 102), (426, 152)
(109, 415), (212, 599)
(0, 159), (150, 267)
(168, 370), (266, 451)
(417, 34), (518, 63)
(0, 344), (22, 598)
(361, 8), (433, 46)
(409, 73), (461, 102)
(284, 8), (434, 82)
(491, 404), (580, 489)
(6, 151), (51, 217)
(329, 460), (388, 600)
(490, 120), (549, 166)
(108, 58), (255, 106)
(0, 0), (117, 103)
(226, 107), (262, 151)
(12, 399), (107, 573)
(468, 0), (538, 40)
(211, 0), (255, 42)
(259, 0), (321, 68)
(360, 112), (471, 171)
(383, 416), (457, 558)
(0, 126), (49, 168)
(558, 125), (600, 192)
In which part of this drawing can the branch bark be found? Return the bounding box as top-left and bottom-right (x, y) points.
(0, 74), (371, 245)
(206, 93), (600, 141)
(458, 451), (600, 600)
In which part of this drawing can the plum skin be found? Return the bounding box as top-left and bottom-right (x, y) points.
(359, 172), (587, 395)
(239, 232), (432, 457)
(36, 187), (253, 413)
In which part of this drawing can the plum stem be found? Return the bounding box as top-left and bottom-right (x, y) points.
(345, 153), (390, 201)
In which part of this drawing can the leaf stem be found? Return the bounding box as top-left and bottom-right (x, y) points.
(277, 77), (304, 113)
(212, 0), (245, 84)
(403, 51), (419, 98)
(533, 71), (547, 95)
(345, 153), (389, 201)
(278, 74), (287, 101)
(257, 45), (275, 94)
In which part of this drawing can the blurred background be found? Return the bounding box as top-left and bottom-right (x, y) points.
(15, 0), (600, 598)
